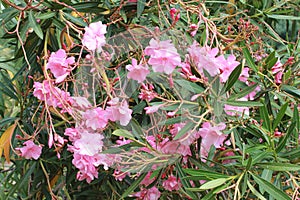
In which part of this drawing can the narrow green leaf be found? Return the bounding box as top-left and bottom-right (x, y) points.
(224, 63), (243, 92)
(272, 103), (288, 131)
(250, 172), (291, 200)
(247, 180), (267, 200)
(175, 79), (204, 93)
(259, 104), (271, 131)
(267, 14), (300, 20)
(173, 122), (195, 140)
(137, 0), (146, 18)
(112, 129), (135, 141)
(121, 172), (147, 198)
(256, 162), (300, 171)
(36, 12), (56, 19)
(175, 164), (198, 199)
(183, 169), (230, 179)
(28, 10), (43, 39)
(225, 100), (263, 107)
(158, 116), (186, 125)
(228, 83), (258, 100)
(241, 42), (258, 72)
(264, 51), (275, 64)
(199, 178), (227, 190)
(276, 122), (296, 153)
(130, 118), (144, 141)
(281, 85), (300, 99)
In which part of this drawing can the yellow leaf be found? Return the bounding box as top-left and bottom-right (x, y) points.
(0, 123), (17, 163)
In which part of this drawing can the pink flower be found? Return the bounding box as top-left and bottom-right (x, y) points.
(170, 123), (200, 146)
(218, 54), (240, 83)
(106, 98), (132, 126)
(162, 175), (181, 191)
(139, 83), (156, 101)
(144, 104), (163, 114)
(46, 49), (75, 83)
(126, 58), (149, 83)
(17, 140), (42, 160)
(33, 80), (72, 109)
(238, 67), (250, 82)
(133, 186), (161, 200)
(82, 21), (107, 52)
(272, 60), (283, 84)
(71, 97), (92, 110)
(187, 41), (220, 76)
(198, 122), (227, 160)
(64, 127), (81, 142)
(144, 39), (181, 74)
(224, 98), (249, 116)
(73, 131), (104, 156)
(83, 107), (109, 130)
(160, 140), (191, 156)
(72, 153), (99, 183)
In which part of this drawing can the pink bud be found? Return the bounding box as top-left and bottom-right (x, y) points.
(189, 24), (198, 29)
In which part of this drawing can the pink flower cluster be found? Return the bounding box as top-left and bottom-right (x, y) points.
(187, 41), (240, 82)
(271, 59), (283, 84)
(82, 21), (107, 52)
(126, 58), (149, 83)
(46, 49), (75, 83)
(16, 140), (42, 160)
(145, 38), (181, 74)
(33, 80), (73, 110)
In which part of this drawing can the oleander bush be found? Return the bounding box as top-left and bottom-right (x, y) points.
(0, 0), (300, 199)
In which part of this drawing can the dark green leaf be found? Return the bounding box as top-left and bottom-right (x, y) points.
(28, 10), (43, 39)
(137, 0), (146, 18)
(175, 79), (204, 93)
(241, 42), (258, 72)
(281, 85), (300, 99)
(225, 100), (263, 107)
(173, 122), (195, 140)
(272, 103), (288, 131)
(228, 83), (258, 100)
(276, 122), (295, 153)
(259, 104), (271, 131)
(250, 172), (290, 200)
(256, 162), (300, 171)
(267, 14), (300, 20)
(121, 172), (147, 198)
(224, 63), (242, 92)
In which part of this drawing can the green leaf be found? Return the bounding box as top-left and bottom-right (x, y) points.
(228, 83), (258, 100)
(281, 85), (300, 99)
(121, 172), (147, 198)
(241, 42), (258, 72)
(175, 164), (198, 199)
(272, 103), (288, 131)
(250, 172), (291, 200)
(72, 2), (110, 14)
(173, 122), (195, 140)
(130, 118), (144, 141)
(28, 10), (43, 40)
(183, 169), (230, 180)
(276, 122), (296, 153)
(267, 14), (300, 20)
(224, 63), (243, 92)
(36, 12), (56, 19)
(158, 116), (186, 125)
(259, 104), (271, 131)
(225, 100), (263, 107)
(112, 129), (135, 141)
(247, 180), (267, 200)
(199, 178), (227, 190)
(257, 162), (300, 171)
(175, 79), (204, 93)
(137, 0), (146, 18)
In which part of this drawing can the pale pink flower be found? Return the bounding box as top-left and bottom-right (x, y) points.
(73, 131), (104, 156)
(93, 153), (116, 170)
(187, 41), (220, 76)
(145, 39), (181, 74)
(82, 21), (107, 52)
(140, 172), (155, 186)
(144, 104), (163, 114)
(198, 122), (227, 160)
(106, 98), (132, 126)
(33, 80), (72, 108)
(245, 83), (260, 100)
(46, 49), (75, 83)
(162, 175), (181, 191)
(126, 58), (149, 83)
(72, 153), (99, 183)
(83, 107), (109, 130)
(64, 127), (81, 142)
(71, 97), (92, 110)
(218, 54), (240, 83)
(17, 140), (42, 160)
(170, 123), (200, 146)
(160, 140), (191, 156)
(274, 71), (283, 84)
